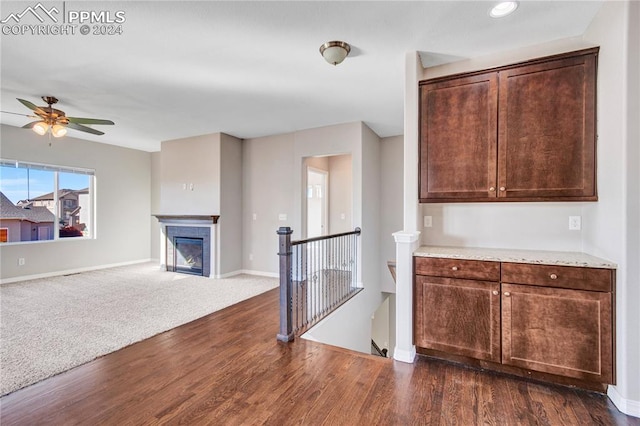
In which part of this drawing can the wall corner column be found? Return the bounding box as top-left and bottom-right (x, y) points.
(393, 230), (420, 363)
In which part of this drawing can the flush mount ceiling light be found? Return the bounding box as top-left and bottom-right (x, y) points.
(319, 41), (351, 66)
(490, 1), (519, 18)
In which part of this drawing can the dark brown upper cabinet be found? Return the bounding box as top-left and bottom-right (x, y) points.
(419, 48), (598, 203)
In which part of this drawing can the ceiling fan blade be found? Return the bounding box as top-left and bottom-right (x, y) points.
(66, 122), (105, 135)
(21, 121), (42, 129)
(17, 98), (46, 115)
(1, 110), (37, 118)
(67, 117), (115, 125)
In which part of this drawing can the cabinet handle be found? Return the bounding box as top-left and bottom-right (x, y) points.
(549, 273), (558, 280)
(489, 187), (496, 192)
(504, 292), (511, 297)
(451, 266), (458, 271)
(492, 290), (499, 296)
(499, 187), (506, 192)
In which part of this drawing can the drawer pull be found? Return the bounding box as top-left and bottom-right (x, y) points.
(549, 273), (558, 280)
(504, 292), (511, 297)
(492, 290), (499, 296)
(489, 187), (496, 192)
(451, 266), (458, 271)
(499, 186), (506, 192)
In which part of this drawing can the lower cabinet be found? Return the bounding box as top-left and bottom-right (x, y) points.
(415, 276), (501, 362)
(414, 256), (615, 388)
(501, 283), (613, 383)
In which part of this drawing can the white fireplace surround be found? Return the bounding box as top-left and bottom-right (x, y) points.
(154, 215), (219, 278)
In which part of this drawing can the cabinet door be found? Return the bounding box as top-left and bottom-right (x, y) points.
(419, 72), (498, 201)
(415, 276), (501, 362)
(501, 283), (613, 383)
(497, 53), (597, 200)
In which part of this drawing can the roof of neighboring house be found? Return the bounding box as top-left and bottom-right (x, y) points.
(31, 189), (75, 201)
(0, 192), (55, 223)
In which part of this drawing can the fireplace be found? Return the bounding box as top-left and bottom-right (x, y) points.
(173, 237), (204, 276)
(155, 216), (219, 278)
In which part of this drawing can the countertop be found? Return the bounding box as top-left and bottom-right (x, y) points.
(414, 246), (617, 269)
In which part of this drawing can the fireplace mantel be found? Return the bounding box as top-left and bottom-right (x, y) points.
(154, 215), (220, 224)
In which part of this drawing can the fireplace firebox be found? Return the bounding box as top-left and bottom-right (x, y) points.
(173, 237), (204, 276)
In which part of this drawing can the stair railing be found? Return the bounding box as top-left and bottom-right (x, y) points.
(277, 227), (361, 342)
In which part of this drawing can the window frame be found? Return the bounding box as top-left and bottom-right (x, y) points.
(0, 159), (96, 245)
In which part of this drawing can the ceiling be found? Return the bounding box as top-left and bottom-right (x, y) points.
(0, 1), (603, 152)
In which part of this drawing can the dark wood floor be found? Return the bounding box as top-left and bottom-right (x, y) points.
(1, 288), (638, 425)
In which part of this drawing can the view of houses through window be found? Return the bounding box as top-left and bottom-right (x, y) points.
(0, 159), (94, 243)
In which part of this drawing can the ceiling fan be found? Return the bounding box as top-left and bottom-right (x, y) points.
(1, 96), (114, 138)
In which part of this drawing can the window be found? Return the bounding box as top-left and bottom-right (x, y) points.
(0, 159), (95, 243)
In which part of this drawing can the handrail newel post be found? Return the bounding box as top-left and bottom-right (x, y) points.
(276, 227), (295, 342)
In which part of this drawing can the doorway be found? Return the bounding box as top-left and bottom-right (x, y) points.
(306, 168), (328, 238)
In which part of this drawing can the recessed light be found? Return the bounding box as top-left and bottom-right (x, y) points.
(489, 1), (518, 18)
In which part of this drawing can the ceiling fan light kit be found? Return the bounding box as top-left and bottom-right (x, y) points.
(32, 121), (49, 136)
(319, 41), (351, 66)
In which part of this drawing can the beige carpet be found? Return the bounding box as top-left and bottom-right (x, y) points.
(0, 262), (278, 396)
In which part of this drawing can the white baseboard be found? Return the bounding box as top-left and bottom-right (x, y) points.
(393, 345), (417, 364)
(608, 386), (640, 418)
(237, 269), (279, 278)
(214, 269), (279, 279)
(0, 259), (153, 285)
(215, 270), (243, 279)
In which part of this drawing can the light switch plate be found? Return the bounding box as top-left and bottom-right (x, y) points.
(278, 213), (287, 221)
(424, 216), (433, 228)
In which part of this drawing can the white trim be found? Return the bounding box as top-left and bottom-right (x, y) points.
(0, 259), (152, 285)
(393, 346), (417, 363)
(393, 230), (421, 244)
(608, 386), (640, 418)
(236, 269), (279, 278)
(215, 269), (244, 279)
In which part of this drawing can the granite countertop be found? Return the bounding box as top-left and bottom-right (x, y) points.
(414, 246), (617, 269)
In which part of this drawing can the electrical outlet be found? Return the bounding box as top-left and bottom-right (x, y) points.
(424, 216), (433, 228)
(253, 213), (257, 221)
(18, 258), (25, 266)
(569, 216), (582, 230)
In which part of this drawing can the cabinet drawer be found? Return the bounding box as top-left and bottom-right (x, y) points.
(501, 263), (612, 292)
(415, 257), (499, 281)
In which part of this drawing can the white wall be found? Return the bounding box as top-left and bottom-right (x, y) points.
(625, 0), (640, 410)
(150, 151), (161, 261)
(371, 296), (390, 354)
(380, 136), (403, 293)
(582, 0), (640, 415)
(219, 134), (243, 275)
(242, 132), (295, 274)
(0, 124), (151, 281)
(159, 133), (221, 215)
(328, 154), (352, 234)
